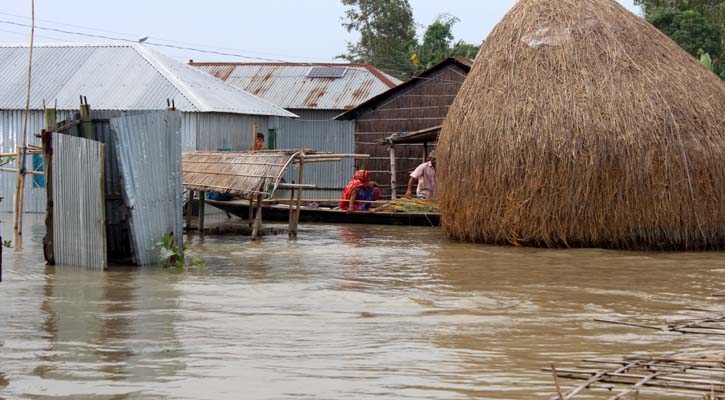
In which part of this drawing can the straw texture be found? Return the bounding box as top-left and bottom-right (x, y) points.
(438, 0), (725, 250)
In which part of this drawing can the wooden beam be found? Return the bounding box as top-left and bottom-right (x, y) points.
(288, 182), (297, 238)
(251, 194), (263, 240)
(198, 191), (205, 234)
(186, 190), (194, 234)
(389, 145), (397, 200)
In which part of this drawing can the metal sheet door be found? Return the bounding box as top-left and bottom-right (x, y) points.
(52, 134), (107, 270)
(111, 111), (183, 266)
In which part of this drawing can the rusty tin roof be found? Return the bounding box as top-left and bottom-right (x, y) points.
(190, 62), (400, 111)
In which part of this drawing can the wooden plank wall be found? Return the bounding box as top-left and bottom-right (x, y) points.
(354, 64), (469, 198)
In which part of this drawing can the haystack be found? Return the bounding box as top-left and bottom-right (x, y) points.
(438, 0), (725, 250)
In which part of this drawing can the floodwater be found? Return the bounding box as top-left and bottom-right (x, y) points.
(1, 215), (724, 400)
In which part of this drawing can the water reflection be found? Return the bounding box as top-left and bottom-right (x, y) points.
(0, 217), (724, 399)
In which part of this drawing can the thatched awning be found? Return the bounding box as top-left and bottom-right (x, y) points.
(383, 125), (441, 145)
(182, 151), (300, 198)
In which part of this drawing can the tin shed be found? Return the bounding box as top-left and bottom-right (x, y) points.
(190, 62), (399, 198)
(0, 43), (296, 212)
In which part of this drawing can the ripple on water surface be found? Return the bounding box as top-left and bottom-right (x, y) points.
(0, 217), (724, 399)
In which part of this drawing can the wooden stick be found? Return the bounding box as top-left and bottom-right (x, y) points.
(295, 155), (305, 227)
(594, 318), (667, 331)
(0, 167), (43, 175)
(186, 190), (194, 233)
(198, 191), (205, 234)
(251, 193), (263, 240)
(548, 362), (640, 400)
(608, 372), (667, 400)
(553, 372), (725, 393)
(389, 145), (397, 200)
(277, 183), (317, 189)
(267, 199), (391, 205)
(551, 364), (565, 400)
(288, 182), (296, 238)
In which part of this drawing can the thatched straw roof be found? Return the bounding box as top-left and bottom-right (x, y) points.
(438, 0), (725, 250)
(183, 151), (299, 198)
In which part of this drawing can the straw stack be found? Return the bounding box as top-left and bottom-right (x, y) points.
(438, 0), (725, 250)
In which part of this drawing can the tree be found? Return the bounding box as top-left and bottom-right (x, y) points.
(413, 14), (481, 70)
(338, 0), (418, 79)
(635, 0), (725, 78)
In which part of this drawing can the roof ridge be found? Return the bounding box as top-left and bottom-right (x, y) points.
(132, 45), (203, 111)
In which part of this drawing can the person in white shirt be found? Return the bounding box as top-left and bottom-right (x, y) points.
(404, 150), (437, 199)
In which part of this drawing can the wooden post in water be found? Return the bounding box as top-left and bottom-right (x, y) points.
(389, 145), (397, 200)
(42, 106), (56, 263)
(288, 181), (296, 238)
(294, 155), (305, 228)
(251, 193), (263, 240)
(198, 191), (205, 234)
(248, 195), (254, 227)
(186, 190), (195, 233)
(14, 145), (26, 234)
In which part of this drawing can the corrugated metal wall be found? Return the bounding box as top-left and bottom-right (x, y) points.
(112, 111), (183, 266)
(52, 134), (107, 270)
(0, 110), (267, 213)
(57, 112), (132, 259)
(193, 113), (269, 151)
(0, 110), (76, 212)
(276, 109), (354, 199)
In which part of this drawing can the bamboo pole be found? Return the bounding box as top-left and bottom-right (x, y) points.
(551, 364), (565, 400)
(548, 361), (640, 400)
(251, 193), (263, 240)
(16, 0), (34, 236)
(288, 181), (296, 238)
(14, 146), (25, 234)
(186, 190), (194, 233)
(251, 121), (258, 152)
(248, 193), (254, 227)
(389, 145), (397, 200)
(295, 155), (305, 227)
(594, 318), (667, 331)
(198, 191), (205, 234)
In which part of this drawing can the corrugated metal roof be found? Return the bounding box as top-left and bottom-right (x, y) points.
(190, 62), (401, 110)
(0, 44), (296, 117)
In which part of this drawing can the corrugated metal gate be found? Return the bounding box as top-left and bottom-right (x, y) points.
(112, 111), (183, 265)
(52, 134), (107, 270)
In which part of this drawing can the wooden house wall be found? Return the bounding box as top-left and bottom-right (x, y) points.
(353, 64), (469, 197)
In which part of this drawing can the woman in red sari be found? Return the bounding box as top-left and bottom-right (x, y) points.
(340, 170), (380, 213)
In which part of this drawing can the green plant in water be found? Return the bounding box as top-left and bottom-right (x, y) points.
(154, 232), (206, 270)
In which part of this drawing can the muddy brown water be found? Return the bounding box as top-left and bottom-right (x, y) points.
(1, 215), (724, 399)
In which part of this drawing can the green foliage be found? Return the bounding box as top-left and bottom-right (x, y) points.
(651, 9), (721, 56)
(338, 2), (480, 79)
(154, 232), (206, 270)
(636, 0), (725, 79)
(338, 0), (418, 79)
(413, 14), (480, 70)
(2, 240), (12, 248)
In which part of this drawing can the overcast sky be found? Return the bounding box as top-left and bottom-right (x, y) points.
(0, 0), (640, 63)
